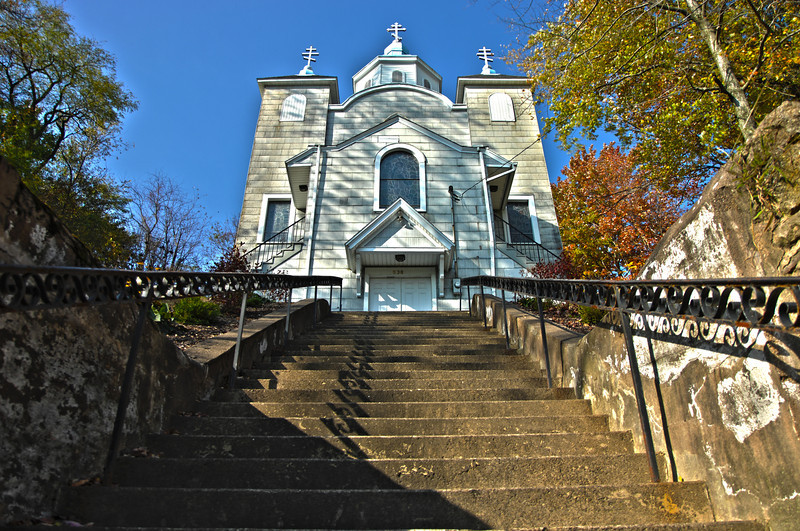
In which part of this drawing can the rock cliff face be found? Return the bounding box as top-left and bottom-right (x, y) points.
(640, 100), (800, 280)
(0, 159), (204, 524)
(573, 101), (800, 529)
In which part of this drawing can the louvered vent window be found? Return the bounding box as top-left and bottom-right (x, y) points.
(280, 94), (306, 121)
(489, 93), (515, 122)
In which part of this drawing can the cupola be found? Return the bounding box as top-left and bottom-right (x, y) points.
(352, 23), (443, 94)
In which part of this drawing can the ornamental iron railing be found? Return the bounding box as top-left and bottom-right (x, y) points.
(493, 213), (559, 265)
(462, 274), (800, 485)
(243, 216), (306, 272)
(0, 264), (342, 484)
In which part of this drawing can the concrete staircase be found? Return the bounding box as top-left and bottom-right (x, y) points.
(59, 311), (762, 529)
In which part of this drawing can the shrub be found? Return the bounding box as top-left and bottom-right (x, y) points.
(149, 302), (171, 322)
(172, 297), (221, 325)
(516, 297), (552, 313)
(578, 306), (606, 325)
(246, 293), (268, 307)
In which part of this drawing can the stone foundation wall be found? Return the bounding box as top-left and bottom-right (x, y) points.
(471, 101), (800, 530)
(0, 159), (332, 524)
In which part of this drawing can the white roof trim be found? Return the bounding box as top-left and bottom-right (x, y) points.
(345, 198), (453, 272)
(331, 84), (454, 112)
(328, 114), (477, 155)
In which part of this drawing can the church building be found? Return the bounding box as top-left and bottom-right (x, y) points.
(237, 24), (562, 311)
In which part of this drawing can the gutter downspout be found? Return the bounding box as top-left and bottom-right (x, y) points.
(478, 148), (496, 278)
(303, 145), (323, 297)
(448, 185), (460, 279)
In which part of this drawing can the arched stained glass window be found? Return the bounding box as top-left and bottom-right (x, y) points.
(380, 151), (419, 208)
(489, 92), (515, 122)
(280, 94), (306, 121)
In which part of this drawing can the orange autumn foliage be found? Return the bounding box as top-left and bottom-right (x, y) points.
(552, 143), (696, 279)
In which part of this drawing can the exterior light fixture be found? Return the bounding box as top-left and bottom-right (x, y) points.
(299, 184), (308, 192)
(395, 254), (406, 262)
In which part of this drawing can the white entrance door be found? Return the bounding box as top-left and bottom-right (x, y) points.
(369, 277), (433, 311)
(401, 278), (432, 311)
(369, 278), (402, 311)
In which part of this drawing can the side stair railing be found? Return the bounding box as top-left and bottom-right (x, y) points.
(0, 265), (342, 484)
(243, 216), (305, 272)
(463, 274), (800, 484)
(493, 213), (559, 265)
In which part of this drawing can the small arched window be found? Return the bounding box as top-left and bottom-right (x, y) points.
(423, 79), (431, 89)
(280, 94), (306, 121)
(391, 70), (404, 83)
(374, 144), (427, 211)
(489, 93), (515, 122)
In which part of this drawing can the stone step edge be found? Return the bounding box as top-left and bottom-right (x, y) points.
(147, 432), (633, 441)
(67, 481), (708, 494)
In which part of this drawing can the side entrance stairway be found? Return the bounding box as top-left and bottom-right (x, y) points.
(59, 311), (762, 529)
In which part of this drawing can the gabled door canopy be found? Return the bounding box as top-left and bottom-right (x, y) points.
(345, 198), (454, 272)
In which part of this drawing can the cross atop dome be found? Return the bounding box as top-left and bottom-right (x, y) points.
(477, 46), (498, 75)
(298, 45), (318, 76)
(383, 22), (409, 56)
(387, 22), (406, 41)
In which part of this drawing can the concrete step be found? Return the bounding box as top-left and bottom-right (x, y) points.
(239, 367), (546, 380)
(213, 386), (576, 403)
(144, 431), (634, 459)
(304, 323), (489, 331)
(277, 345), (517, 355)
(60, 482), (715, 528)
(285, 336), (508, 346)
(263, 353), (526, 364)
(190, 398), (596, 418)
(111, 454), (657, 489)
(294, 330), (500, 339)
(256, 358), (535, 371)
(236, 375), (549, 389)
(166, 414), (610, 436)
(12, 523), (764, 531)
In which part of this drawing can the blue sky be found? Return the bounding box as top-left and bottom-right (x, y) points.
(63, 0), (574, 226)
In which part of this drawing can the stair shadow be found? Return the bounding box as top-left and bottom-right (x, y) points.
(239, 405), (490, 529)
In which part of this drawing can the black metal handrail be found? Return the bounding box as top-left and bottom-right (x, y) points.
(243, 216), (306, 271)
(493, 213), (559, 264)
(0, 264), (342, 484)
(462, 274), (800, 485)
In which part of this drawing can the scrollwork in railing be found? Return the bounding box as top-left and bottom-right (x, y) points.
(462, 275), (800, 335)
(0, 264), (342, 313)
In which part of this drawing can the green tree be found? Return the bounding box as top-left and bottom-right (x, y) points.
(505, 0), (799, 195)
(0, 0), (138, 265)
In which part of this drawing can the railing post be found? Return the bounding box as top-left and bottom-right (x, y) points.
(329, 285), (333, 312)
(339, 285), (343, 312)
(646, 333), (679, 482)
(467, 285), (472, 316)
(103, 297), (152, 485)
(534, 281), (553, 389)
(480, 283), (487, 328)
(501, 289), (510, 349)
(228, 291), (249, 390)
(618, 306), (661, 483)
(284, 288), (293, 344)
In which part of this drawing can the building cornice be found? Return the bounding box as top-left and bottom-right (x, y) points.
(455, 75), (530, 103)
(256, 75), (340, 104)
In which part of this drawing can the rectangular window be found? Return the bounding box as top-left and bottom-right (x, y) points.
(506, 200), (535, 243)
(264, 200), (291, 241)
